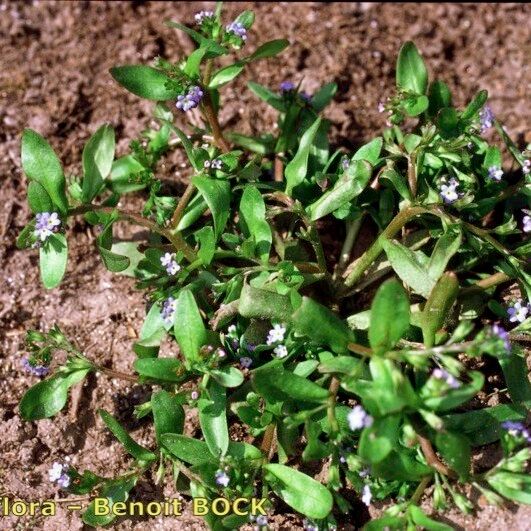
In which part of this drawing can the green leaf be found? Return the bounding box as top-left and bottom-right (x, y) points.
(396, 41), (428, 95)
(247, 81), (285, 112)
(199, 380), (229, 457)
(369, 279), (410, 355)
(166, 21), (228, 56)
(352, 137), (383, 165)
(239, 185), (272, 261)
(435, 431), (471, 479)
(307, 160), (372, 221)
(134, 358), (183, 382)
(19, 369), (90, 420)
(161, 434), (214, 465)
(183, 47), (208, 78)
(110, 65), (179, 100)
(461, 90), (488, 122)
(192, 175), (231, 239)
(420, 272), (459, 347)
(209, 62), (245, 89)
(21, 129), (68, 214)
(423, 371), (484, 412)
(109, 155), (147, 194)
(98, 246), (130, 273)
(487, 471), (531, 505)
(82, 476), (137, 527)
(264, 464), (333, 519)
(196, 226), (216, 266)
(428, 80), (452, 117)
(133, 329), (165, 359)
(285, 117), (322, 196)
(408, 505), (453, 531)
(253, 365), (329, 404)
(499, 353), (531, 406)
(359, 415), (401, 463)
(246, 39), (288, 62)
(238, 283), (294, 322)
(380, 168), (411, 201)
(40, 233), (68, 289)
(291, 296), (353, 354)
(82, 124), (115, 203)
(402, 94), (429, 117)
(381, 238), (435, 298)
(151, 390), (185, 443)
(109, 242), (143, 277)
(210, 367), (244, 388)
(442, 404), (527, 446)
(173, 289), (207, 365)
(437, 107), (460, 138)
(371, 448), (432, 481)
(235, 10), (255, 28)
(427, 231), (462, 280)
(99, 410), (156, 463)
(311, 83), (337, 112)
(27, 181), (53, 213)
(165, 122), (201, 171)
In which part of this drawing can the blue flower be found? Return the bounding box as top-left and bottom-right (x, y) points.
(487, 165), (503, 181)
(523, 211), (531, 233)
(347, 405), (373, 430)
(280, 81), (295, 92)
(501, 421), (531, 442)
(215, 469), (230, 487)
(176, 86), (204, 112)
(22, 357), (49, 377)
(48, 462), (70, 489)
(34, 212), (61, 242)
(194, 10), (214, 24)
(491, 323), (511, 352)
(479, 105), (494, 133)
(161, 296), (177, 325)
(226, 21), (247, 40)
(439, 177), (460, 204)
(160, 252), (181, 276)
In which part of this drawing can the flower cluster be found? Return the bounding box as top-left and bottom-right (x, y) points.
(176, 86), (204, 112)
(34, 212), (61, 242)
(48, 462), (70, 489)
(439, 177), (460, 204)
(204, 159), (222, 170)
(507, 300), (529, 324)
(487, 165), (503, 181)
(523, 159), (531, 175)
(266, 324), (286, 345)
(240, 356), (253, 368)
(501, 421), (531, 443)
(215, 469), (230, 487)
(160, 252), (180, 276)
(523, 211), (531, 233)
(432, 368), (460, 389)
(347, 405), (373, 431)
(280, 81), (295, 92)
(194, 10), (214, 24)
(161, 296), (177, 326)
(22, 357), (49, 377)
(491, 323), (511, 352)
(479, 105), (494, 133)
(226, 21), (247, 41)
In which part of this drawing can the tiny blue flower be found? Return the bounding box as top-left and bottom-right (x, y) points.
(161, 296), (177, 325)
(487, 165), (503, 181)
(439, 177), (460, 204)
(176, 86), (204, 112)
(479, 105), (494, 133)
(22, 357), (49, 377)
(432, 368), (460, 389)
(347, 405), (373, 430)
(280, 81), (295, 92)
(34, 212), (61, 242)
(507, 300), (529, 324)
(194, 10), (214, 24)
(226, 21), (247, 40)
(215, 469), (230, 487)
(523, 212), (531, 233)
(240, 356), (253, 368)
(48, 462), (70, 489)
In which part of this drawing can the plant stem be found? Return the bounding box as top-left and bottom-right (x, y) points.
(347, 342), (373, 356)
(417, 432), (456, 478)
(170, 182), (196, 229)
(337, 215), (364, 273)
(95, 365), (138, 383)
(343, 206), (428, 288)
(202, 93), (230, 153)
(327, 376), (340, 438)
(274, 154), (284, 182)
(68, 205), (196, 263)
(410, 475), (432, 504)
(408, 154), (417, 197)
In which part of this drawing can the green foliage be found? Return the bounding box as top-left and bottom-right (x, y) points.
(14, 6), (531, 530)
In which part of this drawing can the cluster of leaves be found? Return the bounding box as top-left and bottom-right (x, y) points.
(16, 4), (530, 530)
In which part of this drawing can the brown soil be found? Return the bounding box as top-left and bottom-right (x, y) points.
(0, 1), (530, 530)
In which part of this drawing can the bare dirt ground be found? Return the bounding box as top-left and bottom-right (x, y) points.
(0, 2), (530, 530)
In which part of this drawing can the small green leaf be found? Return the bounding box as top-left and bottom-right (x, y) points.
(238, 283), (294, 322)
(435, 431), (471, 479)
(19, 369), (90, 420)
(110, 65), (179, 100)
(369, 279), (410, 355)
(247, 81), (285, 112)
(437, 107), (460, 138)
(209, 62), (245, 89)
(396, 41), (428, 95)
(98, 246), (130, 272)
(461, 90), (488, 122)
(428, 80), (452, 117)
(199, 380), (229, 457)
(82, 476), (137, 527)
(240, 185), (272, 261)
(247, 39), (289, 61)
(40, 233), (68, 289)
(402, 94), (429, 116)
(27, 181), (53, 213)
(151, 390), (185, 443)
(423, 371), (484, 412)
(427, 231), (462, 280)
(291, 296), (353, 354)
(359, 415), (401, 463)
(311, 83), (337, 112)
(161, 434), (214, 465)
(196, 226), (216, 265)
(183, 47), (208, 78)
(235, 10), (255, 28)
(192, 175), (231, 239)
(22, 129), (68, 214)
(409, 505), (453, 531)
(381, 238), (435, 298)
(307, 160), (372, 221)
(99, 409), (156, 463)
(285, 117), (322, 196)
(499, 353), (531, 406)
(264, 464), (333, 519)
(352, 137), (383, 165)
(210, 367), (244, 388)
(134, 358), (183, 382)
(173, 289), (207, 365)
